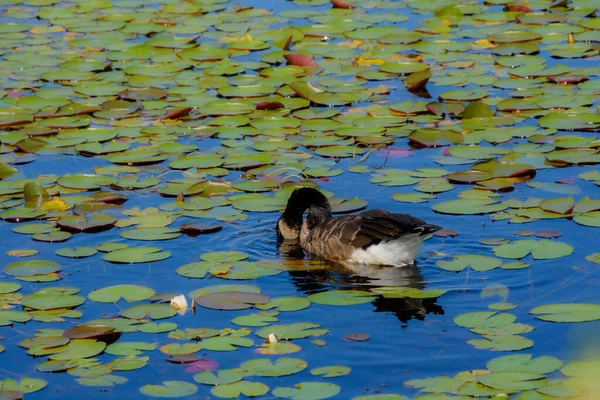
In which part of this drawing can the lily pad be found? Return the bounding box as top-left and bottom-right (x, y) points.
(195, 291), (270, 310)
(272, 382), (341, 400)
(493, 240), (573, 260)
(121, 304), (178, 320)
(241, 357), (307, 377)
(103, 247), (171, 263)
(433, 199), (507, 215)
(307, 290), (376, 306)
(529, 303), (600, 323)
(210, 381), (269, 399)
(256, 323), (328, 340)
(437, 254), (502, 272)
(88, 284), (156, 303)
(310, 365), (351, 378)
(487, 354), (562, 374)
(139, 381), (198, 398)
(56, 246), (98, 258)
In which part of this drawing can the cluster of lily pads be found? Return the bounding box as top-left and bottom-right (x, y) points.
(0, 0), (600, 398)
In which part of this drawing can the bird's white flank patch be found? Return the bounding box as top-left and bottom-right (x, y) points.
(347, 233), (426, 267)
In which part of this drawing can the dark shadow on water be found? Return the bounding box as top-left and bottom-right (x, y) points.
(277, 240), (444, 323)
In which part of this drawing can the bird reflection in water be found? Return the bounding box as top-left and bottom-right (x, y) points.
(276, 239), (444, 323)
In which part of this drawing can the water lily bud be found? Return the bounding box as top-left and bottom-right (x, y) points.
(266, 333), (278, 344)
(170, 294), (188, 316)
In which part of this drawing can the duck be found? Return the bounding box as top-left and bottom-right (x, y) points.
(276, 187), (442, 267)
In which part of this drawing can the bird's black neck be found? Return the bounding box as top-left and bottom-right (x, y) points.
(282, 187), (332, 231)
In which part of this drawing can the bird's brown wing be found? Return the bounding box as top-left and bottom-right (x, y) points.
(336, 209), (436, 249)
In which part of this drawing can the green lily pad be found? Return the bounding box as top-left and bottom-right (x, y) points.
(493, 240), (573, 260)
(272, 382), (341, 400)
(195, 291), (270, 310)
(189, 284), (261, 299)
(454, 312), (516, 329)
(121, 227), (183, 241)
(55, 246), (98, 258)
(231, 313), (279, 327)
(307, 290), (376, 306)
(476, 372), (545, 391)
(216, 262), (282, 280)
(200, 336), (254, 351)
(255, 296), (311, 312)
(201, 251), (249, 262)
(177, 261), (230, 279)
(103, 247), (171, 263)
(88, 284), (156, 303)
(487, 354), (562, 374)
(48, 339), (106, 361)
(529, 303), (600, 322)
(160, 343), (202, 355)
(256, 323), (328, 340)
(106, 342), (157, 356)
(241, 357), (307, 377)
(0, 310), (32, 326)
(437, 254), (502, 272)
(22, 293), (85, 310)
(121, 304), (178, 320)
(193, 370), (243, 386)
(0, 282), (21, 294)
(0, 377), (47, 394)
(370, 287), (447, 299)
(4, 260), (61, 277)
(57, 174), (116, 190)
(432, 199), (507, 215)
(310, 365), (351, 378)
(210, 381), (269, 399)
(139, 381), (198, 398)
(468, 335), (534, 352)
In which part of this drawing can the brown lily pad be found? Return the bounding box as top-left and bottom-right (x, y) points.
(342, 333), (370, 342)
(56, 214), (117, 233)
(166, 354), (200, 364)
(63, 324), (121, 344)
(180, 222), (223, 237)
(194, 291), (270, 311)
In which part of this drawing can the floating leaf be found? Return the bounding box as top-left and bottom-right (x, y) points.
(437, 254), (502, 272)
(530, 303), (600, 323)
(433, 199), (507, 215)
(256, 323), (328, 340)
(454, 312), (516, 329)
(241, 357), (307, 377)
(139, 381), (198, 398)
(476, 372), (545, 391)
(121, 304), (177, 320)
(307, 290), (376, 306)
(4, 260), (61, 277)
(493, 240), (573, 260)
(272, 382), (341, 400)
(200, 336), (254, 351)
(210, 381), (269, 399)
(310, 365), (351, 378)
(468, 335), (534, 351)
(487, 354), (562, 374)
(88, 285), (156, 303)
(56, 246), (98, 258)
(195, 291), (270, 310)
(0, 310), (32, 326)
(48, 339), (106, 361)
(103, 247), (171, 263)
(106, 342), (157, 356)
(22, 293), (85, 310)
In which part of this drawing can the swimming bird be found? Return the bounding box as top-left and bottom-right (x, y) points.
(276, 187), (442, 267)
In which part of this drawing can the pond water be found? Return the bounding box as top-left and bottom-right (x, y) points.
(0, 0), (599, 399)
